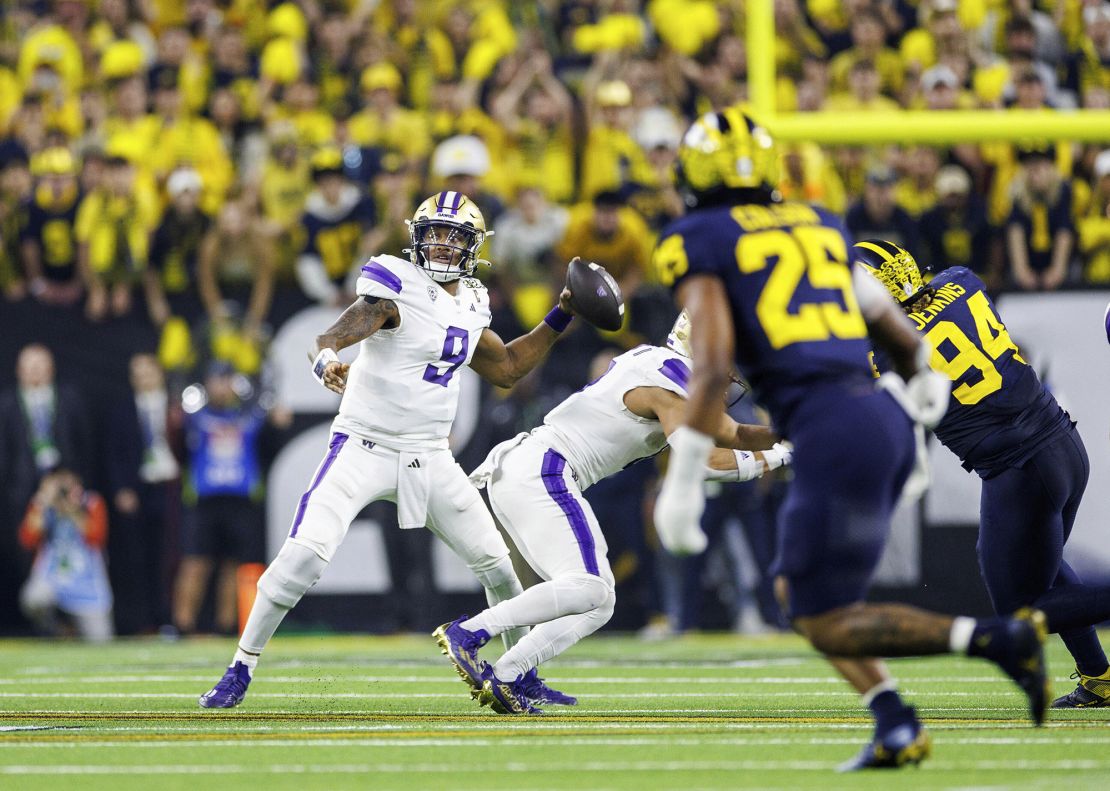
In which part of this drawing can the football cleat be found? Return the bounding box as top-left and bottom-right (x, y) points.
(477, 666), (543, 715)
(837, 719), (932, 772)
(1051, 667), (1110, 708)
(198, 661), (252, 709)
(971, 608), (1050, 725)
(519, 668), (577, 706)
(432, 616), (490, 697)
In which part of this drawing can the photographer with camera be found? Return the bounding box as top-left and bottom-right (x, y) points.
(18, 469), (114, 642)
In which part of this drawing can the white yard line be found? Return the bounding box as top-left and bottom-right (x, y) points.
(0, 675), (1013, 685)
(3, 759), (1109, 775)
(4, 735), (1110, 749)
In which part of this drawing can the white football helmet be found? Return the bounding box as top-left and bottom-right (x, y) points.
(666, 309), (692, 357)
(405, 191), (492, 283)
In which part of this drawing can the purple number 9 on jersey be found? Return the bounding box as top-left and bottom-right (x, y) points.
(423, 326), (469, 387)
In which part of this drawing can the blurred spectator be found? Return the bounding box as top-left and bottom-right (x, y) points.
(580, 77), (654, 200)
(556, 190), (651, 301)
(918, 165), (996, 281)
(145, 167), (210, 328)
(312, 10), (359, 119)
(147, 65), (231, 215)
(258, 126), (311, 274)
(19, 469), (113, 642)
(173, 361), (289, 634)
(894, 146), (942, 218)
(0, 344), (93, 532)
(209, 87), (265, 183)
(1077, 4), (1110, 99)
(0, 153), (31, 301)
(347, 63), (433, 172)
(918, 64), (969, 110)
(777, 142), (847, 213)
(900, 0), (968, 81)
(75, 154), (157, 321)
(1077, 150), (1110, 283)
(627, 107), (685, 230)
(846, 165), (920, 251)
(198, 186), (275, 335)
(491, 185), (570, 327)
(825, 58), (901, 113)
(294, 148), (376, 306)
(21, 147), (82, 306)
(1005, 146), (1075, 291)
(271, 77), (334, 150)
(995, 16), (1068, 108)
(829, 8), (904, 98)
(106, 353), (181, 635)
(491, 51), (576, 205)
(429, 134), (504, 224)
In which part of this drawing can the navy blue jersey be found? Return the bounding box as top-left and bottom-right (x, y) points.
(654, 201), (872, 430)
(301, 193), (376, 283)
(22, 192), (80, 281)
(886, 266), (1070, 476)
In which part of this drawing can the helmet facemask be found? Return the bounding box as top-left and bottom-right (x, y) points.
(407, 218), (484, 283)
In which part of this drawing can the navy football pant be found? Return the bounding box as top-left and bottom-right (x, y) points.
(978, 425), (1110, 675)
(771, 384), (915, 618)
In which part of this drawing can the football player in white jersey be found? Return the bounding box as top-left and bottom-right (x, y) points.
(199, 191), (582, 708)
(433, 310), (792, 714)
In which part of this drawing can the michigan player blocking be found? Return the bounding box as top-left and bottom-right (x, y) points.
(652, 107), (1051, 770)
(199, 192), (580, 708)
(434, 310), (791, 714)
(854, 239), (1110, 709)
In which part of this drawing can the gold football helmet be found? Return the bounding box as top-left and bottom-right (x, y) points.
(676, 106), (778, 207)
(405, 191), (490, 282)
(852, 239), (926, 307)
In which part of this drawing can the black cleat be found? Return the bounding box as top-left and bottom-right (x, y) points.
(838, 719), (931, 771)
(1052, 667), (1110, 709)
(970, 608), (1050, 725)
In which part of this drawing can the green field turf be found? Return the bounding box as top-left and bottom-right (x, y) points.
(1, 631), (1109, 790)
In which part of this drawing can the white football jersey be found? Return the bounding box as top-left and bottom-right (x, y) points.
(332, 254), (492, 451)
(537, 345), (690, 488)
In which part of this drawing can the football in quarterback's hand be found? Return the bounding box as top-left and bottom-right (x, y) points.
(565, 257), (624, 331)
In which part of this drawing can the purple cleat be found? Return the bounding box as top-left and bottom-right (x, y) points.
(432, 616), (490, 697)
(520, 668), (577, 706)
(478, 665), (543, 715)
(198, 661), (251, 709)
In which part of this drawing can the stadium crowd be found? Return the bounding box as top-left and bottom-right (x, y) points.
(0, 0), (1109, 639)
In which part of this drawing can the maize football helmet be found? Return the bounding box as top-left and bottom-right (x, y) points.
(676, 106), (778, 208)
(405, 191), (491, 283)
(851, 239), (927, 308)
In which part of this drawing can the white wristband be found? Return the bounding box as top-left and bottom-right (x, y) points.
(311, 348), (339, 386)
(704, 449), (762, 482)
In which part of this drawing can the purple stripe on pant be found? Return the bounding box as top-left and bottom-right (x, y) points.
(540, 449), (600, 576)
(290, 432), (349, 537)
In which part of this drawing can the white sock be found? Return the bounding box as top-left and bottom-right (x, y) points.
(949, 616), (977, 654)
(232, 646), (261, 675)
(860, 679), (899, 707)
(233, 592), (293, 675)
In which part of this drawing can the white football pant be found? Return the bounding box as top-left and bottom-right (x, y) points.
(463, 437), (616, 681)
(241, 432), (523, 657)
